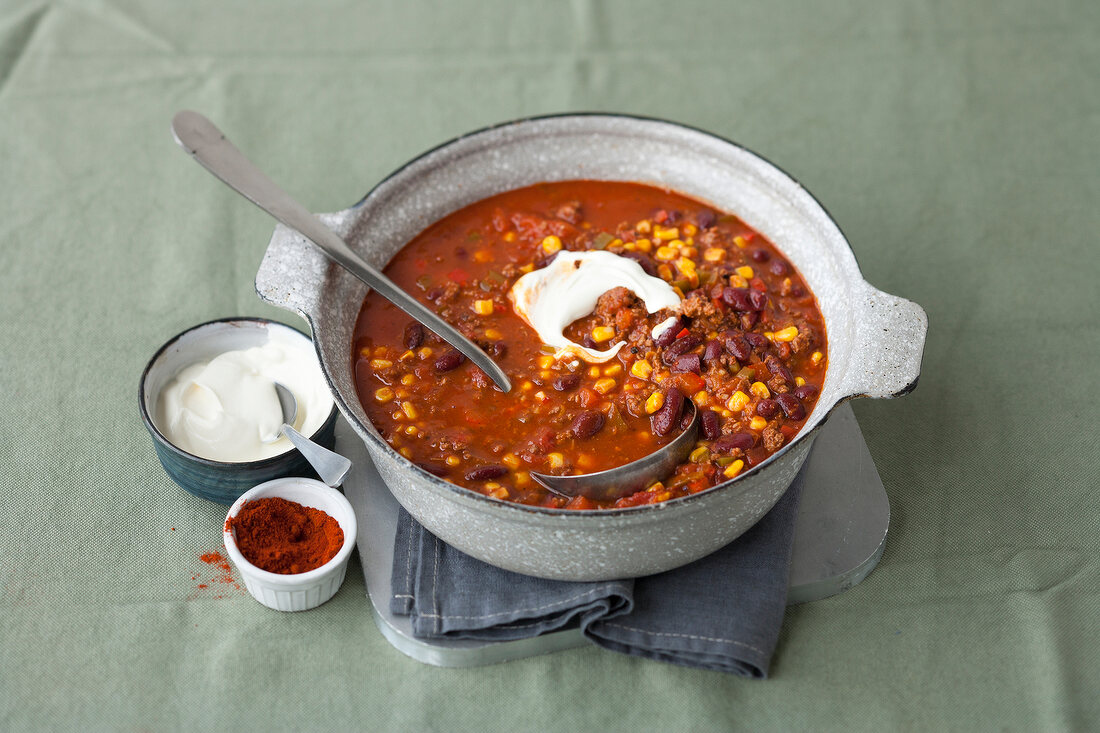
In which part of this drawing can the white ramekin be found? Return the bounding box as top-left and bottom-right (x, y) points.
(223, 477), (357, 612)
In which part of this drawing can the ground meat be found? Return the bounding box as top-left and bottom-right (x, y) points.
(594, 287), (638, 320)
(791, 324), (815, 354)
(679, 291), (720, 320)
(435, 281), (460, 303)
(697, 228), (722, 248)
(554, 200), (581, 224)
(500, 262), (519, 278)
(624, 391), (648, 418)
(763, 427), (785, 453)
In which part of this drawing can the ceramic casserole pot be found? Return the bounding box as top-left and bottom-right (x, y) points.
(255, 114), (927, 581)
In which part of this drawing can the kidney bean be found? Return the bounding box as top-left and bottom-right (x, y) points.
(464, 464), (508, 482)
(701, 409), (721, 439)
(792, 384), (819, 401)
(488, 340), (507, 358)
(654, 318), (683, 348)
(740, 311), (759, 330)
(552, 373), (581, 392)
(680, 409), (694, 430)
(744, 332), (769, 352)
(756, 398), (780, 418)
(417, 461), (449, 477)
(702, 339), (723, 367)
(749, 289), (769, 311)
(651, 388), (684, 436)
(666, 210), (682, 224)
(791, 285), (805, 298)
(661, 334), (701, 365)
(769, 259), (789, 277)
(620, 251), (658, 277)
(721, 286), (753, 311)
(571, 410), (605, 439)
(403, 322), (425, 350)
(582, 333), (598, 349)
(713, 432), (754, 453)
(751, 248), (771, 262)
(765, 354), (794, 385)
(673, 353), (702, 374)
(776, 393), (806, 420)
(697, 210), (717, 229)
(722, 330), (752, 361)
(435, 349), (465, 372)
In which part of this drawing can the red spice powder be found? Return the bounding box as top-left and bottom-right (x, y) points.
(226, 497), (344, 574)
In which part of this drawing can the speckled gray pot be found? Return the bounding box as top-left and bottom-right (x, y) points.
(255, 114), (927, 581)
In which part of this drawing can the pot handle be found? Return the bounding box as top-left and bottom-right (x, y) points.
(255, 217), (348, 319)
(840, 282), (928, 400)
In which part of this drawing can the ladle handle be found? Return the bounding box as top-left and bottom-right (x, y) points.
(170, 110), (511, 393)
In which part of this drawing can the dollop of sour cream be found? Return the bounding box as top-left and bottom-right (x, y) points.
(509, 250), (682, 363)
(156, 335), (333, 463)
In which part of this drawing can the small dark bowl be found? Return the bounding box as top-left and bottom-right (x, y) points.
(138, 318), (339, 505)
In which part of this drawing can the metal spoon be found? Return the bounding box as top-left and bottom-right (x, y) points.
(530, 401), (700, 503)
(270, 382), (352, 487)
(170, 110), (511, 393)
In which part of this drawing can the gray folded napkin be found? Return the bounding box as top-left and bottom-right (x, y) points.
(391, 466), (805, 677)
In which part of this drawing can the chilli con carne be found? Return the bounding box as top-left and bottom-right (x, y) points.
(352, 181), (827, 510)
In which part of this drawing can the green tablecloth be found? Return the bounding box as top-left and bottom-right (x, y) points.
(2, 1), (1097, 729)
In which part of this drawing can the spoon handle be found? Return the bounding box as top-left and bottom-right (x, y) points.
(170, 110), (512, 393)
(282, 425), (352, 487)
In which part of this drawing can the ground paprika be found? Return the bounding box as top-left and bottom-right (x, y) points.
(226, 497), (344, 574)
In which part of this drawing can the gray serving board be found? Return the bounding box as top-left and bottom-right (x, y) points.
(336, 402), (889, 668)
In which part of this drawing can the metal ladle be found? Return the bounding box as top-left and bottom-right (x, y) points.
(170, 110), (511, 393)
(268, 383), (352, 487)
(530, 401), (700, 503)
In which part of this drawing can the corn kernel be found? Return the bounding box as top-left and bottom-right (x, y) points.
(591, 326), (616, 343)
(503, 231), (517, 242)
(399, 447), (412, 459)
(473, 299), (494, 315)
(683, 223), (698, 236)
(682, 246), (698, 258)
(391, 410), (403, 420)
(374, 387), (395, 403)
(635, 219), (652, 234)
(676, 257), (696, 273)
(417, 347), (433, 359)
(401, 374), (415, 386)
(359, 347), (371, 357)
(488, 486), (509, 500)
(485, 328), (503, 340)
(721, 409), (733, 418)
(623, 242), (636, 251)
(588, 366), (601, 378)
(514, 471), (531, 486)
(473, 249), (492, 263)
(723, 459), (745, 479)
(795, 377), (806, 387)
(373, 346), (388, 357)
(502, 453), (521, 469)
(445, 455), (461, 467)
(484, 481), (501, 490)
(603, 363), (623, 376)
(750, 416), (768, 430)
(647, 481), (665, 492)
(577, 453), (595, 470)
(631, 360), (653, 379)
(669, 238), (685, 250)
(727, 391), (750, 412)
(609, 238), (623, 248)
(693, 390), (710, 407)
(594, 378), (617, 395)
(734, 235), (748, 248)
(645, 391), (665, 414)
(655, 226), (679, 241)
(635, 238), (652, 253)
(729, 275), (749, 289)
(764, 331), (775, 341)
(521, 380), (534, 391)
(369, 358), (393, 370)
(519, 263), (535, 274)
(400, 401), (418, 419)
(404, 425), (418, 436)
(689, 446), (711, 463)
(548, 452), (565, 470)
(654, 491), (672, 502)
(655, 246), (677, 261)
(736, 266), (755, 279)
(536, 355), (554, 370)
(541, 235), (562, 253)
(657, 264), (673, 281)
(395, 389), (408, 400)
(750, 381), (771, 399)
(811, 351), (824, 365)
(774, 326), (799, 342)
(703, 248), (725, 262)
(534, 390), (548, 402)
(539, 370), (553, 380)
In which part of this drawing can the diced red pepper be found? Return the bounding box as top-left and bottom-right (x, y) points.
(675, 328), (690, 339)
(447, 268), (470, 284)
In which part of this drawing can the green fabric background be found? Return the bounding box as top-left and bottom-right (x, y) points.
(1, 1), (1097, 730)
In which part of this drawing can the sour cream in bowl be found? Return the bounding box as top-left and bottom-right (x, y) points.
(139, 318), (338, 504)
